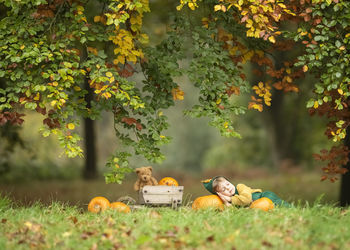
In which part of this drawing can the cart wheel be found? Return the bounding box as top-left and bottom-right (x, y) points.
(117, 195), (136, 205)
(171, 199), (177, 209)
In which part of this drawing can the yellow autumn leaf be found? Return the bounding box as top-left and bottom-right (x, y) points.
(338, 89), (344, 95)
(274, 31), (282, 35)
(303, 65), (308, 72)
(114, 55), (125, 65)
(214, 5), (222, 11)
(106, 72), (113, 77)
(74, 86), (81, 91)
(20, 45), (25, 50)
(188, 3), (195, 10)
(102, 92), (112, 99)
(252, 103), (263, 112)
(127, 54), (137, 63)
(224, 122), (229, 128)
(285, 76), (293, 83)
(268, 36), (276, 43)
(94, 16), (101, 22)
(67, 123), (75, 130)
(313, 101), (319, 109)
(33, 93), (40, 101)
(171, 88), (184, 100)
(50, 100), (57, 107)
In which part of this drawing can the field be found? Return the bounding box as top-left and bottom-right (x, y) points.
(0, 195), (349, 250)
(0, 170), (347, 249)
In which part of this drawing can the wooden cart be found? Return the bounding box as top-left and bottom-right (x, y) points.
(138, 185), (184, 209)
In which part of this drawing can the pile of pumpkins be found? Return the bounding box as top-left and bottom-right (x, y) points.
(88, 177), (274, 213)
(87, 177), (179, 213)
(192, 195), (274, 211)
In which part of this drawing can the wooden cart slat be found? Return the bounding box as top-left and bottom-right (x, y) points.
(142, 185), (183, 194)
(138, 185), (184, 208)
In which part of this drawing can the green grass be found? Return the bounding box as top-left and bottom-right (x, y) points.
(1, 195), (349, 250)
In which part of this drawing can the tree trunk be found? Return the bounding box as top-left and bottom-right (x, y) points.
(340, 126), (350, 206)
(264, 91), (286, 168)
(83, 74), (98, 179)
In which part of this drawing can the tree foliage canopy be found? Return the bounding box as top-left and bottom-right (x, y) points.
(0, 0), (349, 183)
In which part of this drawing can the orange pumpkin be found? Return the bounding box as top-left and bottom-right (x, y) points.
(158, 177), (179, 186)
(249, 197), (274, 211)
(88, 196), (110, 213)
(110, 202), (131, 213)
(192, 195), (224, 211)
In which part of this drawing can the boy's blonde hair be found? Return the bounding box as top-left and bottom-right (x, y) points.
(212, 176), (227, 193)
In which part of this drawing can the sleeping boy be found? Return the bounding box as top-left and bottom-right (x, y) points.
(202, 176), (290, 207)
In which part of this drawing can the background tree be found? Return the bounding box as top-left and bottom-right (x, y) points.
(1, 0), (350, 206)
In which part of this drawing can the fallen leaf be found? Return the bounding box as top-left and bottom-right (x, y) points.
(102, 229), (114, 240)
(69, 216), (78, 224)
(113, 243), (122, 249)
(81, 231), (95, 240)
(90, 243), (98, 250)
(62, 231), (72, 237)
(207, 235), (215, 242)
(24, 221), (42, 232)
(262, 240), (273, 247)
(18, 239), (26, 244)
(1, 218), (7, 224)
(106, 217), (116, 226)
(284, 236), (294, 244)
(159, 238), (168, 244)
(224, 234), (235, 243)
(165, 230), (176, 237)
(149, 210), (161, 219)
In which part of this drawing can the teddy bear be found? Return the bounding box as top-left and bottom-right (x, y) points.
(134, 166), (158, 192)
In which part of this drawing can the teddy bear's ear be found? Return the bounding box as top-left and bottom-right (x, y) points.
(135, 168), (140, 174)
(146, 166), (153, 172)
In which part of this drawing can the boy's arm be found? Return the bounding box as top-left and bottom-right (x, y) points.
(230, 184), (253, 206)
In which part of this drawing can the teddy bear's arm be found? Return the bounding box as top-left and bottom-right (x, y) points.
(134, 179), (141, 191)
(151, 177), (158, 186)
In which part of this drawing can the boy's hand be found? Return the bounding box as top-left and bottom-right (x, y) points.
(217, 192), (231, 205)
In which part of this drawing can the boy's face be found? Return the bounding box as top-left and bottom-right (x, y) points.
(217, 179), (235, 196)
